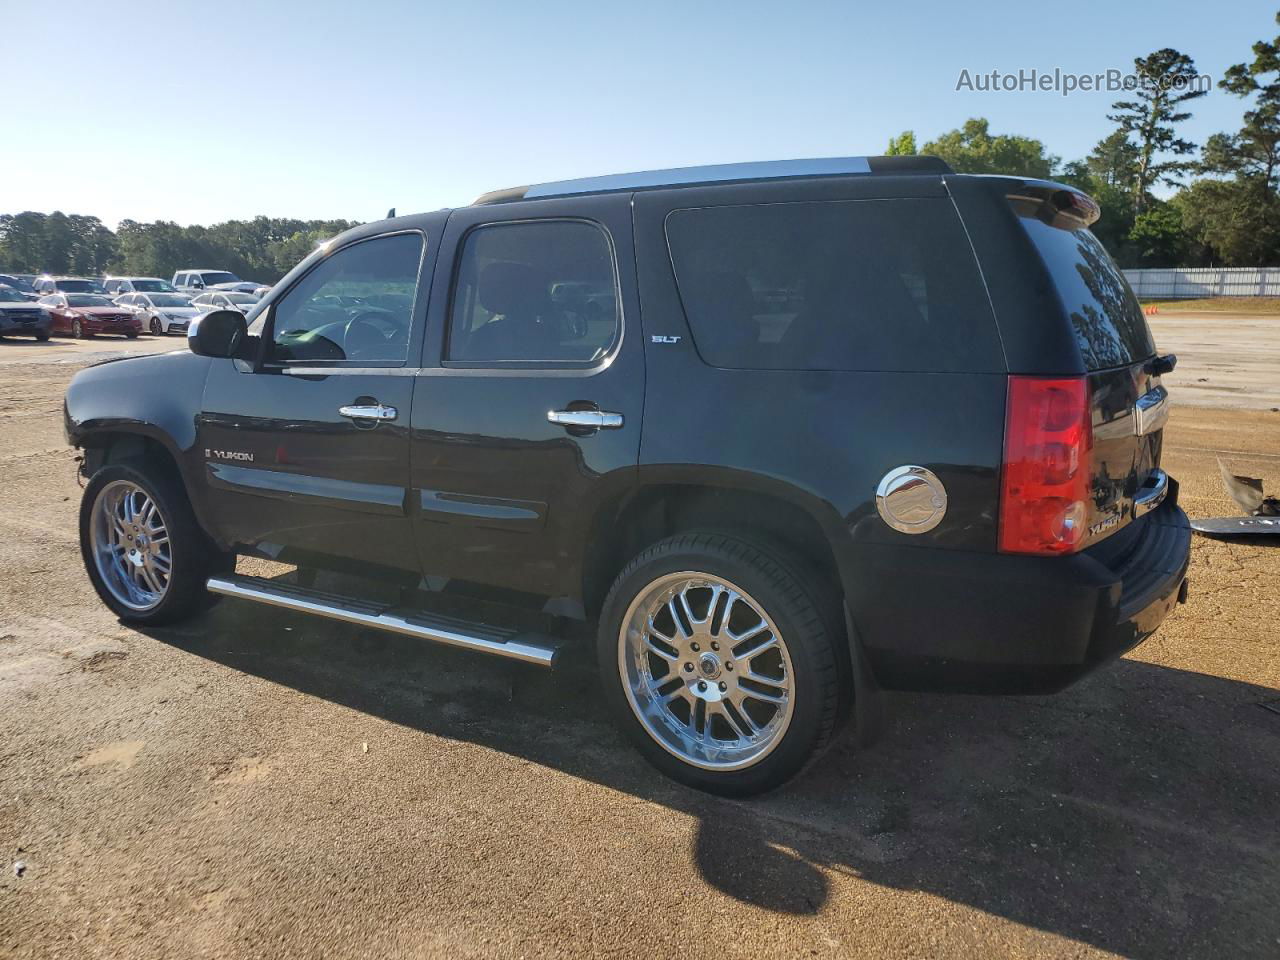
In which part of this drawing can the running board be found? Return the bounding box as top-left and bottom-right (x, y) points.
(206, 574), (562, 668)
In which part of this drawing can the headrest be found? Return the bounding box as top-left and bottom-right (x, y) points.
(478, 261), (546, 317)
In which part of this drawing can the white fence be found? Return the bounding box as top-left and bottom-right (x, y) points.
(1122, 268), (1280, 299)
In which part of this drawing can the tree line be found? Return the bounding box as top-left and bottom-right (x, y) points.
(0, 213), (359, 284)
(3, 11), (1277, 276)
(887, 10), (1280, 268)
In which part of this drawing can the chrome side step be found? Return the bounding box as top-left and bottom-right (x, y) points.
(206, 574), (562, 668)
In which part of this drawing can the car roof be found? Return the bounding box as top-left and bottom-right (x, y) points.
(105, 275), (166, 281)
(472, 155), (953, 205)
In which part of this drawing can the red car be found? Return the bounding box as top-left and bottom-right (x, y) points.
(37, 294), (142, 339)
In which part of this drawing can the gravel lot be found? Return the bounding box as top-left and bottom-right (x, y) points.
(1, 317), (1277, 959)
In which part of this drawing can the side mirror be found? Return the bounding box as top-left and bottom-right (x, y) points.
(188, 309), (249, 359)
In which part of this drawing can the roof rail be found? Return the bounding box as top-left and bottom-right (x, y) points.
(473, 155), (952, 205)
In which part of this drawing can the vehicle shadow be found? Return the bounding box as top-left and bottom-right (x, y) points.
(150, 592), (1280, 959)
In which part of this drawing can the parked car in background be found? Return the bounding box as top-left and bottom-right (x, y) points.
(116, 292), (200, 335)
(0, 286), (51, 340)
(0, 273), (38, 295)
(172, 269), (269, 297)
(190, 290), (260, 315)
(38, 293), (141, 339)
(32, 276), (106, 296)
(102, 276), (177, 296)
(0, 283), (39, 302)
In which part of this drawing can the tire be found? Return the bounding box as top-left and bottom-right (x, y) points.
(150, 316), (161, 336)
(72, 319), (83, 339)
(126, 332), (139, 339)
(80, 461), (233, 626)
(35, 333), (50, 341)
(598, 531), (847, 796)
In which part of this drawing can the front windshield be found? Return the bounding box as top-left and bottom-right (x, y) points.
(58, 279), (105, 293)
(66, 294), (113, 307)
(148, 294), (193, 307)
(200, 272), (240, 285)
(133, 279), (175, 292)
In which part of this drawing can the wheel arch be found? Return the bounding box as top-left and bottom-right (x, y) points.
(581, 470), (847, 622)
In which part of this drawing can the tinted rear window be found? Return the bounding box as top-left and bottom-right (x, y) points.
(665, 199), (1002, 372)
(1019, 217), (1154, 370)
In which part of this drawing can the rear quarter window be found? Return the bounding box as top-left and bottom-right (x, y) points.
(664, 198), (1003, 372)
(1018, 216), (1154, 370)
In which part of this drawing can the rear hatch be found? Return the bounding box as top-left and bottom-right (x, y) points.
(1012, 191), (1169, 548)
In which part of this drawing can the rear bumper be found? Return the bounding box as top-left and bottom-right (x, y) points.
(843, 481), (1192, 694)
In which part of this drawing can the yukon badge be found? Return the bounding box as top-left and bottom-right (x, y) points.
(206, 448), (255, 463)
(875, 465), (947, 534)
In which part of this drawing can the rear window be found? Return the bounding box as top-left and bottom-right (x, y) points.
(664, 199), (1002, 372)
(1018, 217), (1154, 370)
(56, 279), (102, 293)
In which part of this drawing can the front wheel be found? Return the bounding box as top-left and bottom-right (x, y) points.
(80, 462), (233, 625)
(150, 316), (162, 336)
(598, 532), (847, 795)
(72, 319), (84, 339)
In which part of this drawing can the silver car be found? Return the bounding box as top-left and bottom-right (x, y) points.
(115, 292), (201, 335)
(190, 290), (262, 316)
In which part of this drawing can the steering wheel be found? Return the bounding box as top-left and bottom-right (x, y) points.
(343, 311), (407, 362)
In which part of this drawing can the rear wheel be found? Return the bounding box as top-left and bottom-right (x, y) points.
(598, 532), (846, 795)
(80, 461), (233, 625)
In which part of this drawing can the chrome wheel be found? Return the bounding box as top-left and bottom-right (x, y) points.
(150, 316), (161, 336)
(619, 572), (795, 771)
(90, 480), (172, 611)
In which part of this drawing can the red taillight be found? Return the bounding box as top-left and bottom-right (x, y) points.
(999, 376), (1092, 555)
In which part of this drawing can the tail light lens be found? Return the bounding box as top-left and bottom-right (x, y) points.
(999, 376), (1092, 555)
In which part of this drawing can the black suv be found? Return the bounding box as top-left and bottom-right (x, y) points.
(65, 157), (1191, 795)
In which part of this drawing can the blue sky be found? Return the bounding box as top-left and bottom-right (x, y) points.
(3, 0), (1275, 227)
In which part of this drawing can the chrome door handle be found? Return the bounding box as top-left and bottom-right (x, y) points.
(339, 403), (397, 422)
(547, 409), (624, 430)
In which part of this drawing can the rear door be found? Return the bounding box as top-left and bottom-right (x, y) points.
(409, 194), (644, 603)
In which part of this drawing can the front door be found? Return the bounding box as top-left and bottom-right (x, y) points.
(196, 228), (435, 574)
(410, 194), (644, 606)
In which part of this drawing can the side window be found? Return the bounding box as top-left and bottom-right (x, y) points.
(664, 199), (1002, 373)
(268, 232), (423, 364)
(447, 220), (618, 363)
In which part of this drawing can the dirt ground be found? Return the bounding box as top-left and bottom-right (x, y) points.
(1, 320), (1278, 959)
